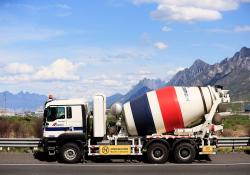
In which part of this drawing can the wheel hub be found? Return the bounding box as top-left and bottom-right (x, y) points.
(64, 149), (77, 160)
(152, 148), (164, 160)
(179, 148), (190, 159)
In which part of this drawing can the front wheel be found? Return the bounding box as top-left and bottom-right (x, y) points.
(59, 143), (82, 163)
(174, 142), (196, 163)
(147, 142), (169, 164)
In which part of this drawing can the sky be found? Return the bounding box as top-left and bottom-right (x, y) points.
(0, 0), (250, 100)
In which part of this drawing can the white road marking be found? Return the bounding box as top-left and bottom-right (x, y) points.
(0, 163), (249, 167)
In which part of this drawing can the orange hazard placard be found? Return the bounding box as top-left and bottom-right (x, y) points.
(202, 146), (214, 154)
(99, 145), (131, 155)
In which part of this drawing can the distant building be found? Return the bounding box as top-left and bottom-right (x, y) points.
(0, 108), (15, 116)
(35, 110), (44, 117)
(245, 104), (250, 113)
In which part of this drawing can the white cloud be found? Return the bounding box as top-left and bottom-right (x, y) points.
(56, 12), (72, 17)
(3, 63), (34, 74)
(212, 43), (231, 50)
(83, 74), (123, 88)
(166, 67), (185, 76)
(161, 67), (185, 81)
(0, 26), (65, 45)
(74, 46), (155, 64)
(56, 4), (71, 9)
(0, 74), (31, 83)
(234, 25), (250, 32)
(138, 70), (152, 75)
(0, 59), (82, 83)
(152, 4), (222, 22)
(207, 28), (229, 33)
(133, 0), (249, 22)
(55, 3), (72, 17)
(3, 3), (46, 11)
(161, 26), (172, 32)
(239, 0), (250, 2)
(102, 79), (122, 87)
(34, 59), (81, 81)
(207, 25), (250, 33)
(154, 41), (168, 49)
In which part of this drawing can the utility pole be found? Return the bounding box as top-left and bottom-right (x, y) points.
(4, 92), (6, 111)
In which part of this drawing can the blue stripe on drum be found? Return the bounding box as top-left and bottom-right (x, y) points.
(130, 93), (156, 135)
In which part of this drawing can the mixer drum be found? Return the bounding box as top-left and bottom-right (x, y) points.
(123, 86), (214, 136)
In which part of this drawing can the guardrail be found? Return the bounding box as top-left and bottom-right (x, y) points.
(0, 137), (249, 149)
(217, 137), (250, 147)
(0, 138), (40, 148)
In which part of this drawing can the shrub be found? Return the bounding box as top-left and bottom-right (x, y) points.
(0, 116), (43, 138)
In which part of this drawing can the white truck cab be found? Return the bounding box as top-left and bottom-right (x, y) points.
(41, 94), (107, 162)
(43, 98), (87, 138)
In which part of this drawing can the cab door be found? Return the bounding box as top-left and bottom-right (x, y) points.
(65, 106), (84, 133)
(44, 106), (67, 137)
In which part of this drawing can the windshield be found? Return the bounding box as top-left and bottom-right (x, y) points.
(44, 107), (65, 122)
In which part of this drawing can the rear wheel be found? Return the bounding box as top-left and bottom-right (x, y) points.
(174, 142), (196, 163)
(147, 142), (169, 164)
(59, 143), (82, 163)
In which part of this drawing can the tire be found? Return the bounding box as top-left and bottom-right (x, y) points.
(59, 143), (82, 163)
(147, 142), (169, 164)
(174, 142), (196, 163)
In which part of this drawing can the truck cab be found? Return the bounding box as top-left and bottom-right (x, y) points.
(41, 94), (107, 163)
(42, 97), (88, 161)
(43, 98), (87, 138)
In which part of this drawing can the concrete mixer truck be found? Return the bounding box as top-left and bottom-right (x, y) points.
(38, 85), (230, 164)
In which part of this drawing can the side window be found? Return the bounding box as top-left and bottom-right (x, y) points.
(67, 107), (72, 119)
(56, 107), (65, 119)
(46, 107), (65, 121)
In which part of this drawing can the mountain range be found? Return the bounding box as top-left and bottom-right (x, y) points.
(108, 47), (250, 105)
(167, 46), (250, 101)
(0, 91), (47, 112)
(107, 78), (165, 107)
(1, 47), (249, 111)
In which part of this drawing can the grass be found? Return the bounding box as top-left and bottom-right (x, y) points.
(0, 147), (35, 153)
(222, 115), (250, 129)
(221, 115), (250, 137)
(216, 146), (250, 153)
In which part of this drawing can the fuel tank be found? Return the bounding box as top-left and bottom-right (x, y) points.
(123, 86), (216, 136)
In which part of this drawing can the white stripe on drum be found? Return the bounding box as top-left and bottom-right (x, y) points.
(123, 102), (138, 136)
(175, 87), (204, 127)
(147, 91), (166, 134)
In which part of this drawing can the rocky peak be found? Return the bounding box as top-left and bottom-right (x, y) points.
(166, 46), (250, 100)
(189, 59), (210, 75)
(239, 47), (250, 58)
(232, 47), (250, 60)
(228, 47), (250, 69)
(137, 78), (165, 90)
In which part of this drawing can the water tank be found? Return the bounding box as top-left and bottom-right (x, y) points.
(123, 86), (215, 136)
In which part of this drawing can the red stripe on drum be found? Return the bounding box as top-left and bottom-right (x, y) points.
(156, 86), (184, 132)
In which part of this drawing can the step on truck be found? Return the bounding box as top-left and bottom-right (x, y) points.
(38, 85), (230, 163)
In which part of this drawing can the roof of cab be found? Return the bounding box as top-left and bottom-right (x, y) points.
(45, 98), (87, 107)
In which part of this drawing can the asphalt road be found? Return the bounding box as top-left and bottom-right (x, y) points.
(0, 152), (249, 175)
